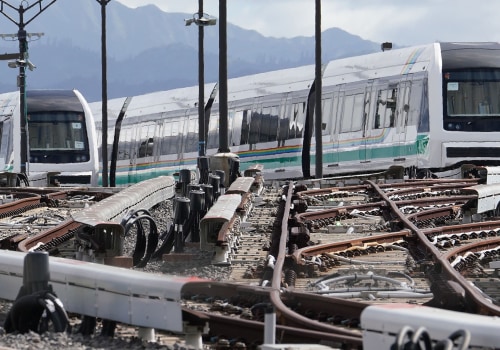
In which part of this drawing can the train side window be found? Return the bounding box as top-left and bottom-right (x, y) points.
(118, 127), (132, 160)
(231, 110), (243, 146)
(340, 93), (364, 132)
(351, 94), (364, 131)
(407, 79), (424, 126)
(160, 121), (170, 155)
(290, 102), (306, 139)
(398, 83), (411, 126)
(248, 110), (261, 148)
(170, 121), (180, 154)
(374, 90), (384, 129)
(340, 95), (354, 132)
(277, 97), (291, 145)
(277, 117), (290, 146)
(331, 93), (342, 134)
(0, 119), (11, 162)
(387, 89), (397, 127)
(184, 117), (198, 153)
(260, 106), (278, 142)
(139, 137), (154, 157)
(314, 97), (332, 135)
(138, 124), (155, 157)
(164, 121), (181, 154)
(0, 121), (4, 155)
(418, 79), (430, 132)
(240, 110), (250, 145)
(375, 88), (397, 128)
(364, 90), (376, 132)
(207, 114), (219, 149)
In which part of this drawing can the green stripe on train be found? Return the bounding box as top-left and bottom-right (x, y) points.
(99, 134), (429, 186)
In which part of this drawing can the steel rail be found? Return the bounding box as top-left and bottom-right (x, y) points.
(269, 182), (363, 343)
(291, 230), (411, 263)
(366, 179), (500, 316)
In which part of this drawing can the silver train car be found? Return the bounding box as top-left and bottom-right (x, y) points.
(0, 89), (99, 186)
(91, 42), (500, 185)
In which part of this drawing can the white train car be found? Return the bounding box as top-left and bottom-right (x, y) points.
(0, 89), (99, 186)
(91, 85), (216, 186)
(91, 42), (500, 184)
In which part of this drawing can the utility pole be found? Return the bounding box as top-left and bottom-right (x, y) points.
(0, 0), (57, 178)
(198, 0), (206, 158)
(218, 0), (229, 153)
(96, 0), (110, 187)
(184, 1), (216, 165)
(315, 0), (323, 179)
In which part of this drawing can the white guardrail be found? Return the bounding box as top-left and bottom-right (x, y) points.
(0, 250), (201, 334)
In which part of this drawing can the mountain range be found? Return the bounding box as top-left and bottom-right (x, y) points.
(0, 1), (386, 102)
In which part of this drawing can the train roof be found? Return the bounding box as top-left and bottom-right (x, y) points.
(90, 84), (217, 124)
(224, 64), (315, 102)
(322, 43), (437, 85)
(440, 42), (500, 69)
(93, 63), (316, 122)
(26, 89), (84, 113)
(91, 41), (500, 121)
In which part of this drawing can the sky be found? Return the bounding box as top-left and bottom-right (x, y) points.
(116, 0), (500, 46)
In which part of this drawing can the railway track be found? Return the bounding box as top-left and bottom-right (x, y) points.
(0, 188), (112, 251)
(1, 174), (500, 348)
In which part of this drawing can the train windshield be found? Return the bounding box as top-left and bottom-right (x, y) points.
(28, 112), (90, 163)
(444, 69), (500, 131)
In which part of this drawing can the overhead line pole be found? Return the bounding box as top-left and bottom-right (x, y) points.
(185, 4), (216, 183)
(0, 0), (57, 179)
(96, 0), (110, 187)
(198, 0), (205, 157)
(218, 0), (229, 153)
(315, 0), (323, 179)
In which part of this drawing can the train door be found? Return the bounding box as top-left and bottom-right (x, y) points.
(116, 126), (134, 186)
(259, 99), (280, 150)
(182, 110), (199, 157)
(158, 112), (184, 176)
(127, 122), (139, 183)
(206, 110), (220, 153)
(329, 87), (344, 167)
(177, 116), (186, 167)
(337, 84), (366, 169)
(229, 104), (242, 150)
(247, 97), (262, 151)
(313, 91), (334, 169)
(153, 119), (162, 168)
(176, 109), (193, 163)
(249, 96), (281, 152)
(269, 93), (291, 173)
(231, 107), (252, 154)
(286, 93), (307, 175)
(373, 83), (398, 164)
(161, 117), (183, 169)
(395, 78), (411, 160)
(135, 122), (156, 182)
(228, 99), (248, 152)
(276, 94), (291, 150)
(361, 80), (376, 163)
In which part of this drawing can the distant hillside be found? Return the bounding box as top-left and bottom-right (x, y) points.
(0, 1), (382, 102)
